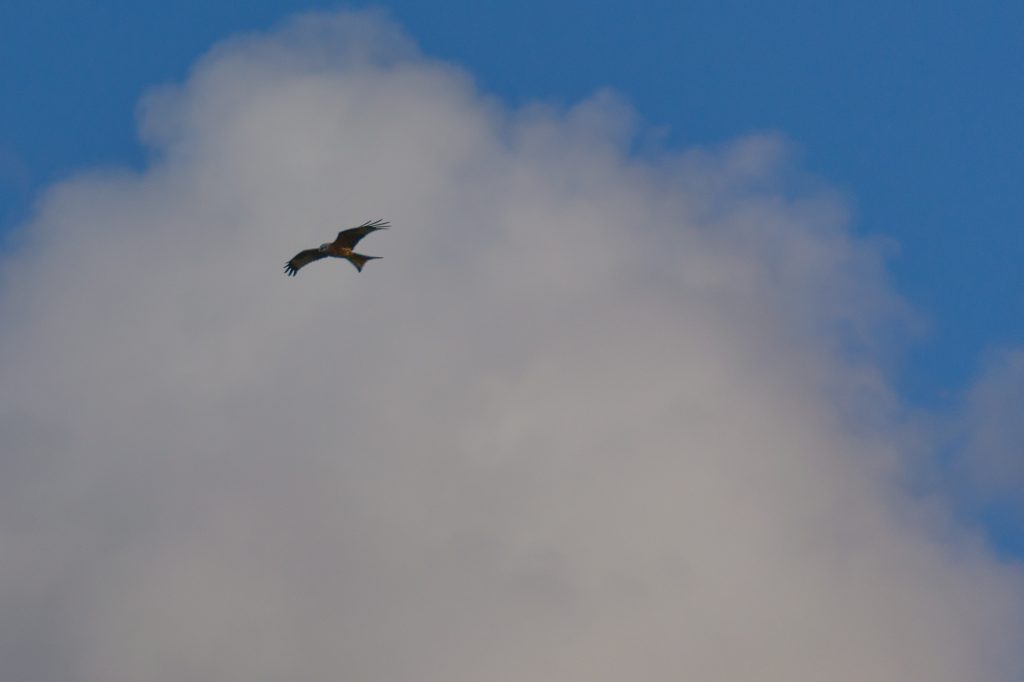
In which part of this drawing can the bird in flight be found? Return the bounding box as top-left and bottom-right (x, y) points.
(284, 219), (389, 276)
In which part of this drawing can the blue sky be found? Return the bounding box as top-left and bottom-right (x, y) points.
(2, 6), (1023, 677)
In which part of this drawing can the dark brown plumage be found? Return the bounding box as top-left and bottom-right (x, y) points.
(284, 219), (388, 276)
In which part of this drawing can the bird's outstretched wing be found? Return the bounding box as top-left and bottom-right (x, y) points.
(334, 219), (389, 249)
(284, 248), (327, 276)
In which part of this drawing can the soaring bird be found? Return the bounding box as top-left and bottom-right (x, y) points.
(284, 219), (389, 276)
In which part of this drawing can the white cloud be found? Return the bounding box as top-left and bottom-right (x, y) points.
(1, 10), (1022, 681)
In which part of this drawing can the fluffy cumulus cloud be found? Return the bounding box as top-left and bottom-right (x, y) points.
(1, 10), (1022, 681)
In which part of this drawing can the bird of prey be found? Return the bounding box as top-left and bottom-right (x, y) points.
(284, 219), (389, 276)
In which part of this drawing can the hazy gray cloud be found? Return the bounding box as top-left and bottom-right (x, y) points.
(960, 349), (1024, 506)
(1, 10), (1022, 681)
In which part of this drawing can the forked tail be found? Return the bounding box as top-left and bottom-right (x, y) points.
(346, 252), (380, 272)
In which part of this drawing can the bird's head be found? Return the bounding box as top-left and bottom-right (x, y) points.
(318, 243), (330, 253)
